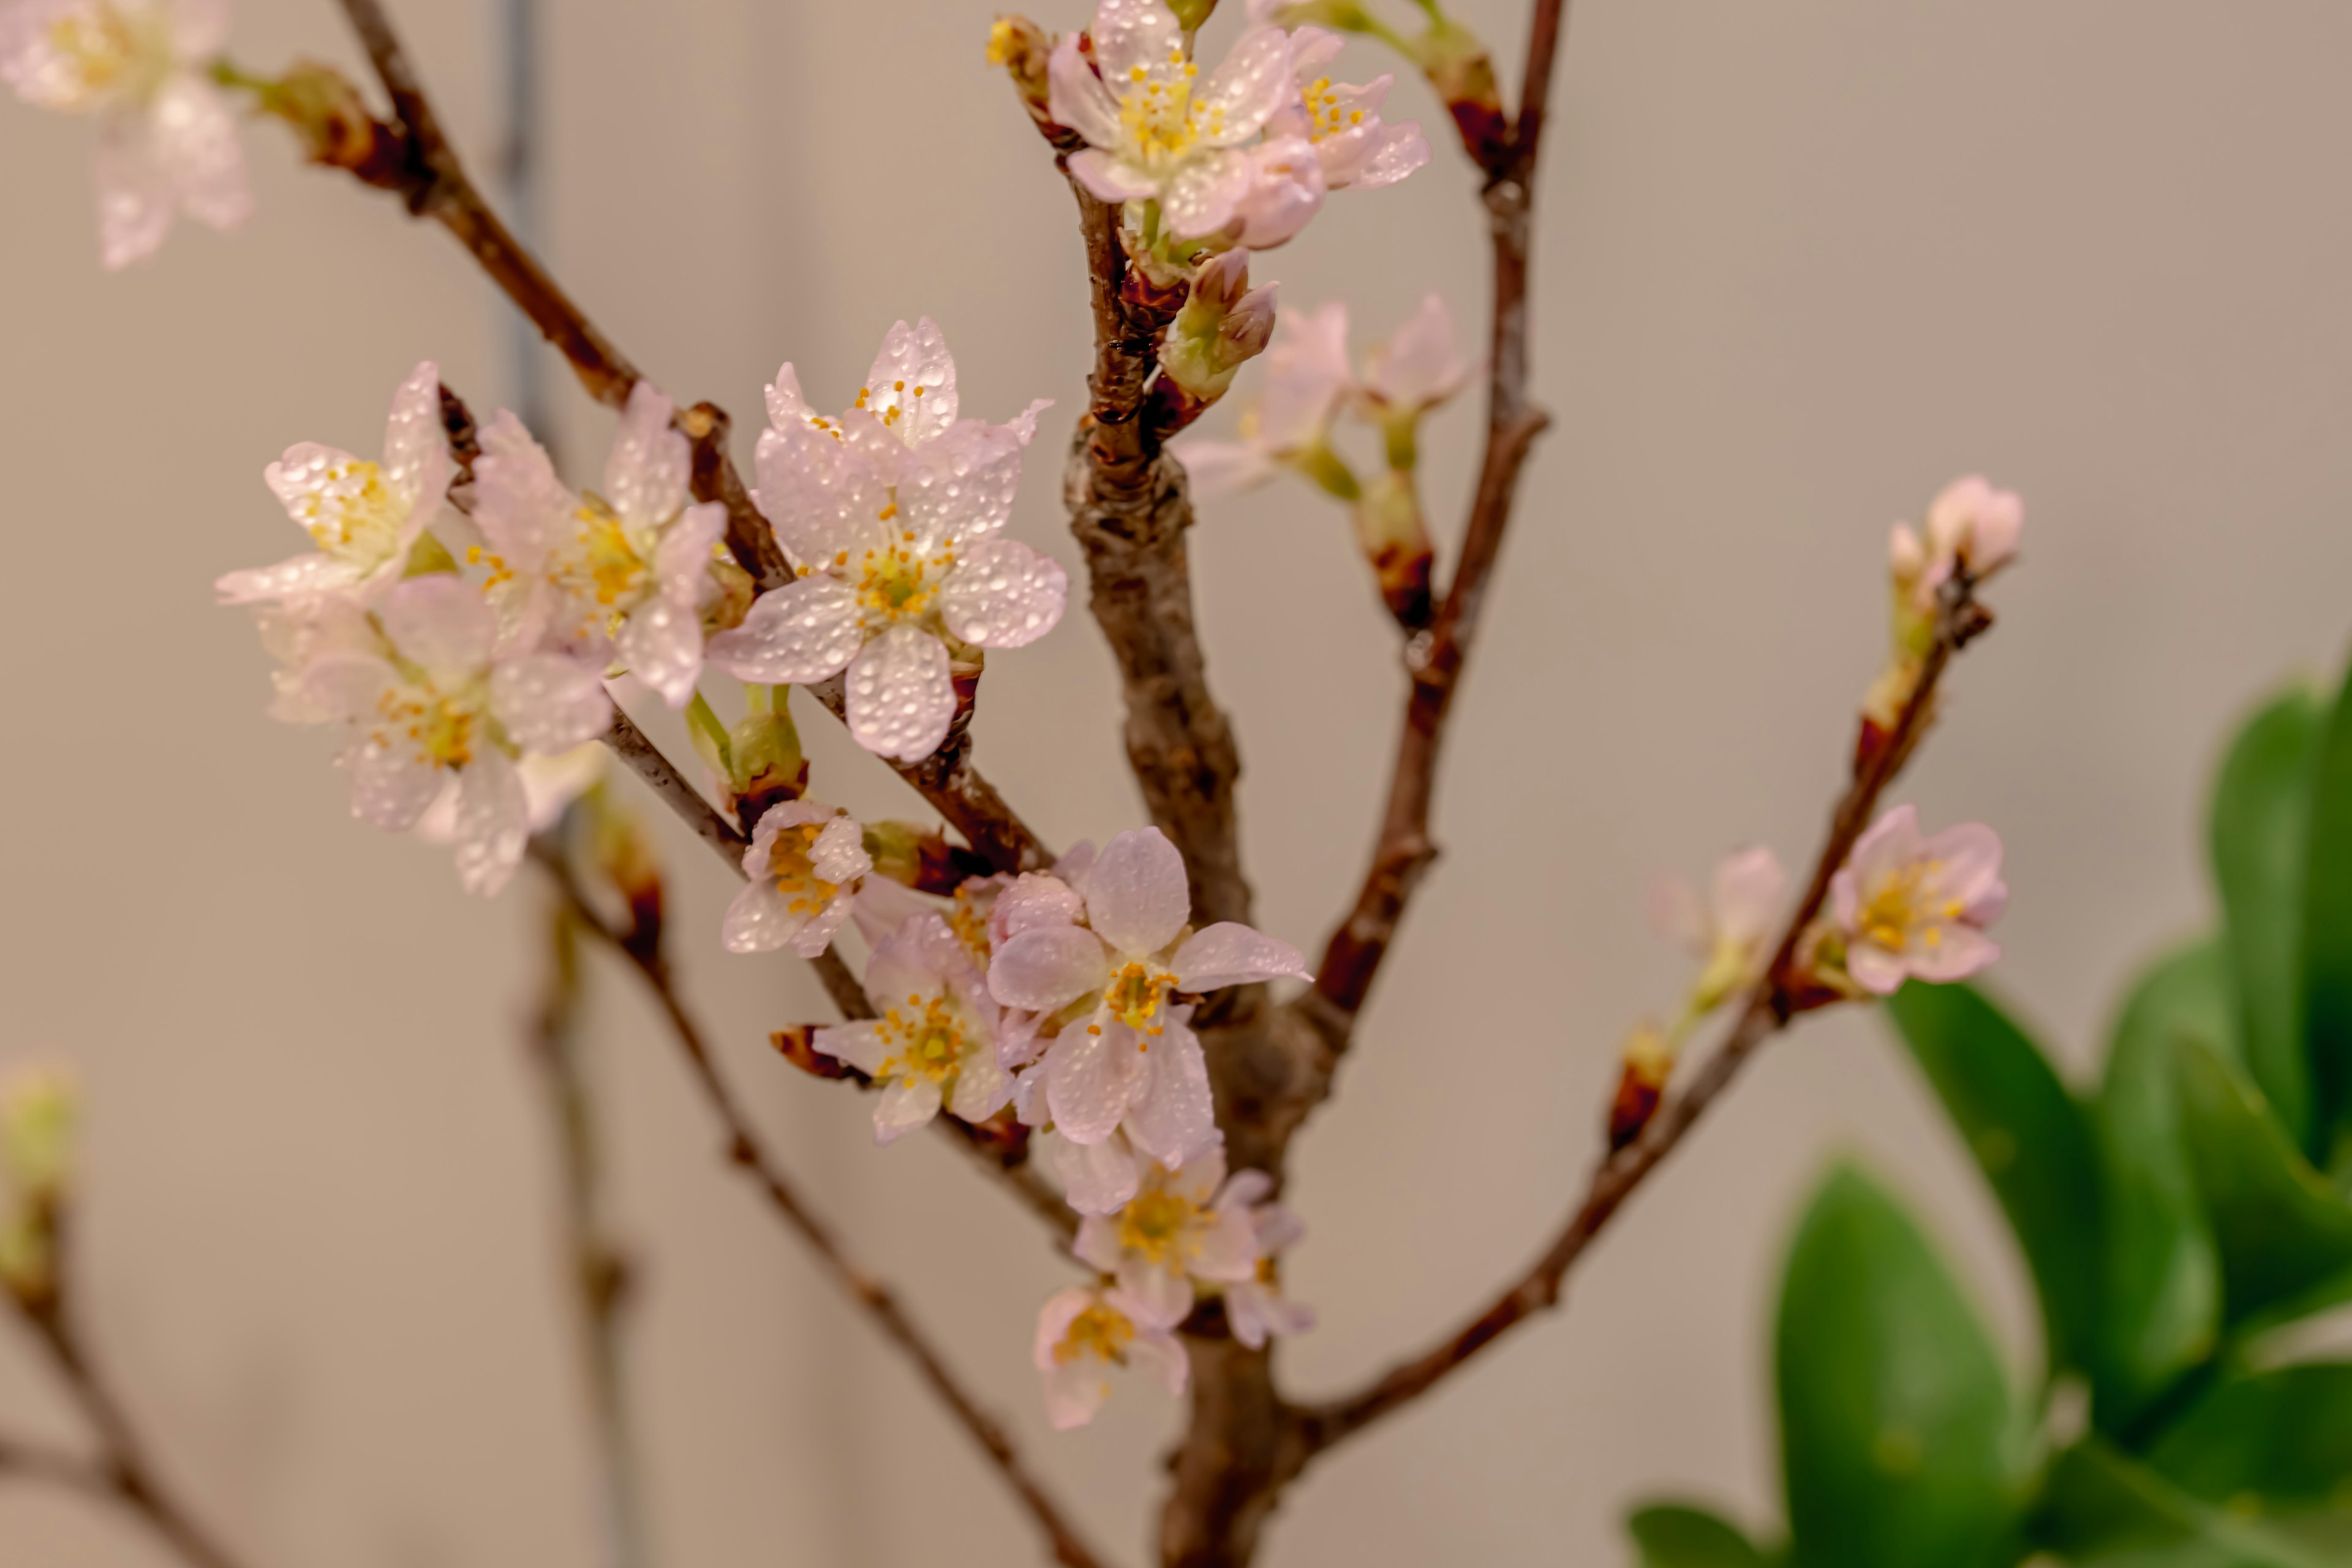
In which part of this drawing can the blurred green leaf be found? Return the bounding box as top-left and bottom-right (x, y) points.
(2146, 1363), (2352, 1513)
(2095, 943), (2230, 1431)
(2210, 687), (2323, 1150)
(1885, 981), (2105, 1379)
(2298, 646), (2352, 1173)
(2173, 1041), (2352, 1329)
(1627, 1503), (1771, 1567)
(2034, 1439), (2323, 1567)
(1776, 1164), (2016, 1568)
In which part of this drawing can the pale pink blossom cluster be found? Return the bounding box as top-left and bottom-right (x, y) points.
(1050, 0), (1429, 252)
(1180, 292), (1471, 497)
(1829, 804), (2008, 995)
(839, 827), (1317, 1427)
(1889, 475), (2024, 618)
(1, 0), (251, 267)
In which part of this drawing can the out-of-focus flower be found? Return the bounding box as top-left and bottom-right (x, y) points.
(1177, 300), (1354, 497)
(1049, 0), (1293, 240)
(1, 0), (251, 266)
(1356, 293), (1470, 425)
(819, 912), (1016, 1142)
(470, 384), (728, 707)
(216, 361), (450, 606)
(1218, 1168), (1313, 1348)
(298, 576), (612, 894)
(706, 318), (1063, 761)
(987, 827), (1306, 1160)
(723, 800), (870, 957)
(1828, 805), (2006, 995)
(1033, 1281), (1188, 1430)
(1650, 845), (1784, 1012)
(415, 744), (601, 848)
(0, 1065), (78, 1200)
(1890, 475), (2023, 621)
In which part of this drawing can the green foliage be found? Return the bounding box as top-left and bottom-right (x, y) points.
(1774, 1166), (2017, 1568)
(1627, 655), (2352, 1567)
(2210, 685), (2324, 1149)
(1627, 1504), (1774, 1567)
(1886, 981), (2104, 1378)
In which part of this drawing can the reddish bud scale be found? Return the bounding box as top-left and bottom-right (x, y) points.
(771, 1027), (855, 1081)
(1607, 1063), (1663, 1152)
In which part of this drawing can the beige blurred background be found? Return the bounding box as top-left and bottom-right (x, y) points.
(5, 0), (2352, 1563)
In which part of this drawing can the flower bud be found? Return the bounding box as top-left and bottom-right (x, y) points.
(1414, 17), (1507, 166)
(238, 59), (409, 187)
(586, 784), (665, 957)
(990, 15), (1077, 148)
(1351, 470), (1434, 629)
(1161, 252), (1281, 405)
(729, 687), (809, 825)
(1607, 1022), (1673, 1152)
(863, 821), (997, 895)
(0, 1066), (77, 1204)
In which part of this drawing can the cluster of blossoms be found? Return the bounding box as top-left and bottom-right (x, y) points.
(212, 319), (1068, 892)
(1864, 475), (2024, 741)
(1047, 0), (1429, 260)
(805, 827), (1316, 1426)
(1, 0), (251, 267)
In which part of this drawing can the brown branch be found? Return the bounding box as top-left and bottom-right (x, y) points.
(1291, 575), (1994, 1457)
(535, 854), (1111, 1568)
(319, 0), (1038, 871)
(527, 895), (650, 1568)
(0, 1434), (113, 1500)
(1306, 0), (1570, 1035)
(6, 1219), (256, 1568)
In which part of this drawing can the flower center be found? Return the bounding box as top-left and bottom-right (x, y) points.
(373, 684), (478, 771)
(1117, 1188), (1200, 1266)
(39, 4), (160, 108)
(948, 886), (993, 967)
(292, 459), (407, 568)
(562, 495), (650, 614)
(1858, 859), (1957, 952)
(1117, 52), (1218, 170)
(1054, 1301), (1136, 1366)
(766, 823), (839, 914)
(1300, 75), (1366, 144)
(1106, 962), (1172, 1031)
(880, 992), (971, 1085)
(854, 530), (955, 624)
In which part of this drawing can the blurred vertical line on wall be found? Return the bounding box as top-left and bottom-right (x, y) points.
(497, 0), (555, 454)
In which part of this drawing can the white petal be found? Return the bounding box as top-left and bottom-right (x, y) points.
(818, 1021), (890, 1076)
(1075, 1214), (1124, 1275)
(809, 814), (873, 885)
(895, 421), (1028, 548)
(1047, 34), (1123, 150)
(149, 75), (251, 232)
(1194, 26), (1294, 146)
(379, 576), (494, 687)
(655, 500), (728, 599)
(1046, 1023), (1149, 1145)
(1174, 439), (1277, 501)
(93, 120), (172, 270)
(1067, 147), (1163, 204)
(751, 419), (894, 570)
(764, 363), (812, 431)
(1364, 294), (1466, 412)
(990, 873), (1086, 948)
(615, 598), (703, 709)
(938, 539), (1068, 649)
(844, 625), (956, 762)
(214, 552), (365, 605)
(1125, 1322), (1190, 1398)
(1159, 147), (1254, 241)
(350, 741), (446, 831)
(1119, 1260), (1194, 1330)
(989, 925), (1110, 1013)
(1085, 828), (1191, 958)
(1123, 1028), (1218, 1168)
(948, 1052), (1014, 1123)
(785, 890), (856, 959)
(604, 382), (689, 529)
(873, 1079), (944, 1144)
(1055, 1133), (1143, 1215)
(703, 578), (864, 684)
(1191, 1208), (1261, 1284)
(1041, 1361), (1110, 1431)
(1709, 845), (1786, 950)
(491, 654), (614, 753)
(1091, 0), (1182, 83)
(861, 318), (959, 447)
(722, 880), (812, 954)
(1170, 922), (1308, 992)
(453, 751), (528, 896)
(379, 361), (450, 514)
(1352, 119), (1431, 189)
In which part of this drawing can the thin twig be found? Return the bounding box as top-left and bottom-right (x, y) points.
(1306, 1), (1570, 1034)
(6, 1221), (256, 1568)
(528, 894), (651, 1568)
(1292, 577), (1994, 1455)
(325, 0), (1042, 870)
(533, 853), (1112, 1568)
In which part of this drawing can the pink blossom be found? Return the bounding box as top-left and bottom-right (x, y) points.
(819, 913), (1016, 1142)
(1074, 1145), (1259, 1325)
(1830, 805), (2007, 994)
(1033, 1283), (1188, 1430)
(1891, 475), (2023, 614)
(1218, 1170), (1314, 1349)
(987, 828), (1306, 1161)
(704, 318), (1063, 761)
(723, 801), (871, 957)
(1358, 294), (1471, 420)
(1177, 301), (1354, 498)
(1265, 24), (1430, 194)
(1650, 844), (1784, 1008)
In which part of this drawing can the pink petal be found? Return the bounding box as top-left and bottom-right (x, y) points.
(844, 625), (956, 762)
(1085, 828), (1191, 958)
(1046, 1022), (1149, 1145)
(938, 539), (1068, 649)
(1906, 925), (2000, 985)
(989, 925), (1110, 1013)
(704, 578), (864, 685)
(861, 317), (960, 447)
(1047, 34), (1123, 150)
(1159, 147), (1255, 241)
(1170, 922), (1307, 991)
(490, 653), (614, 753)
(873, 1079), (944, 1144)
(1122, 1027), (1218, 1169)
(1055, 1132), (1144, 1216)
(603, 382), (689, 529)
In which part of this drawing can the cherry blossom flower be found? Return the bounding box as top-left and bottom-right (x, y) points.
(1829, 805), (2006, 994)
(723, 800), (871, 957)
(1073, 1145), (1262, 1327)
(818, 911), (1016, 1142)
(987, 827), (1307, 1160)
(1177, 301), (1354, 497)
(1263, 21), (1429, 195)
(1890, 475), (2023, 616)
(1651, 845), (1784, 1011)
(1033, 1282), (1188, 1430)
(1, 0), (251, 266)
(1357, 293), (1471, 423)
(216, 361), (450, 606)
(705, 318), (1064, 761)
(1230, 132), (1325, 247)
(1049, 0), (1294, 241)
(415, 744), (603, 848)
(1216, 1169), (1314, 1349)
(298, 576), (613, 895)
(469, 383), (728, 707)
